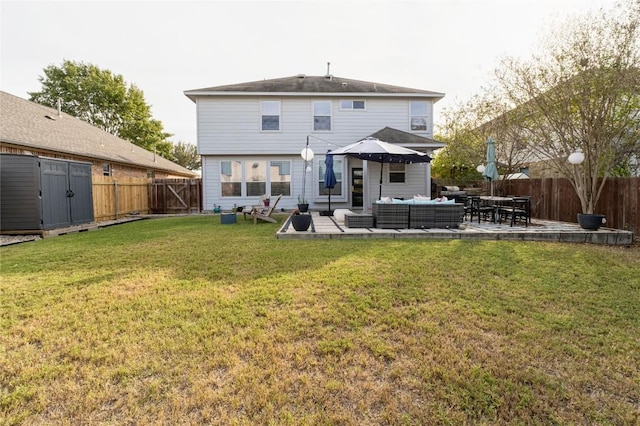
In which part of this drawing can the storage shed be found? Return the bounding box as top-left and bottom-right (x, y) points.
(1, 154), (94, 232)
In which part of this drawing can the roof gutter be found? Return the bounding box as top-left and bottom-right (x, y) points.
(184, 90), (446, 103)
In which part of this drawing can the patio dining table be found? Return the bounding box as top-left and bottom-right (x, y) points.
(478, 196), (515, 223)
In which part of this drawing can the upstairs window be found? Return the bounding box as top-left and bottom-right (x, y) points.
(410, 101), (428, 131)
(313, 101), (332, 131)
(340, 100), (365, 110)
(261, 100), (280, 131)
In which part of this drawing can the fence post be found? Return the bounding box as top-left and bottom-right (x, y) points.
(114, 179), (119, 220)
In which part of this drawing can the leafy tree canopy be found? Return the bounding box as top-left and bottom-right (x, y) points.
(436, 0), (640, 214)
(171, 142), (201, 171)
(29, 60), (174, 159)
(492, 0), (640, 213)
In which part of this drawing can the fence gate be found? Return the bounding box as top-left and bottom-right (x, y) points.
(149, 179), (202, 214)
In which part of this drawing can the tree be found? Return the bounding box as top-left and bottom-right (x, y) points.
(492, 0), (640, 214)
(434, 92), (530, 186)
(171, 142), (201, 170)
(432, 96), (488, 183)
(29, 60), (174, 159)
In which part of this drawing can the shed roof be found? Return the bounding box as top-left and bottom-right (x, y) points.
(0, 91), (196, 177)
(185, 75), (445, 101)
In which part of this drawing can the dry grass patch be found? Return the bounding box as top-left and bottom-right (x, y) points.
(1, 216), (639, 425)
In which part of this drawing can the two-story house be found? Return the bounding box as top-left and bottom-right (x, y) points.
(184, 74), (446, 212)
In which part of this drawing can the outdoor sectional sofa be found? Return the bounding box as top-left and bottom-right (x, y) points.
(372, 201), (465, 229)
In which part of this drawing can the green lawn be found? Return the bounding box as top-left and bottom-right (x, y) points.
(1, 216), (639, 425)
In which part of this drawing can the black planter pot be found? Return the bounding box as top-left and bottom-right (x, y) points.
(577, 213), (606, 231)
(297, 203), (309, 213)
(291, 214), (312, 231)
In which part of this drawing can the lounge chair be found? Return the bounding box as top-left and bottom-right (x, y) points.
(250, 194), (282, 224)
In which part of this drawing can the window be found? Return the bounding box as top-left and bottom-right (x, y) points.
(102, 163), (111, 176)
(388, 163), (406, 183)
(270, 161), (291, 196)
(246, 161), (267, 196)
(220, 160), (242, 196)
(220, 160), (292, 197)
(261, 100), (280, 131)
(318, 157), (343, 196)
(313, 101), (331, 131)
(340, 100), (365, 110)
(410, 101), (428, 131)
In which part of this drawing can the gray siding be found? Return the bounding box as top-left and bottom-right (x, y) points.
(195, 91), (438, 210)
(366, 162), (430, 201)
(197, 96), (435, 156)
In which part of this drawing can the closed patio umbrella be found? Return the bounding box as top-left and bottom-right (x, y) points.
(482, 137), (500, 196)
(321, 152), (337, 216)
(327, 137), (431, 200)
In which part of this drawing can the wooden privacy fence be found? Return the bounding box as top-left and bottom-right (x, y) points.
(499, 177), (639, 236)
(93, 176), (151, 221)
(148, 179), (202, 214)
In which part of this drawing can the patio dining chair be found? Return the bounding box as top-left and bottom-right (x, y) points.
(468, 196), (494, 223)
(250, 194), (282, 224)
(499, 196), (531, 227)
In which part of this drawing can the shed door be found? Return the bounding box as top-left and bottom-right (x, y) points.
(69, 163), (94, 225)
(41, 159), (71, 229)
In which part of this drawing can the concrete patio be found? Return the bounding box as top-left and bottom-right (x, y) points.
(277, 212), (634, 245)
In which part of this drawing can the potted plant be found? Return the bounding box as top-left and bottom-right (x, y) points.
(297, 195), (309, 213)
(290, 208), (312, 231)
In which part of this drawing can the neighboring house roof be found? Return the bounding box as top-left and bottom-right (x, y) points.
(0, 91), (196, 177)
(184, 75), (445, 101)
(368, 127), (446, 150)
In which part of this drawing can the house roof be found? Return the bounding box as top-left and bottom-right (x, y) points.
(0, 91), (196, 177)
(368, 127), (446, 149)
(184, 75), (445, 101)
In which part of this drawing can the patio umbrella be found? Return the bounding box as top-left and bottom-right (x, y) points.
(321, 151), (337, 216)
(327, 137), (431, 200)
(482, 136), (500, 196)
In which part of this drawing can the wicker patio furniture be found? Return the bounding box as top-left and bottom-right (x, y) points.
(408, 203), (465, 228)
(344, 213), (374, 228)
(372, 204), (409, 228)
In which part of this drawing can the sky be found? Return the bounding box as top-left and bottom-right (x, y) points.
(0, 0), (616, 146)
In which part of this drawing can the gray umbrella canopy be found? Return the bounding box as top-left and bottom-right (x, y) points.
(327, 137), (431, 199)
(482, 136), (500, 196)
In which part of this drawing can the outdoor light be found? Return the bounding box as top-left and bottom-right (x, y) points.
(301, 137), (315, 205)
(568, 149), (585, 165)
(301, 147), (314, 162)
(476, 164), (486, 173)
